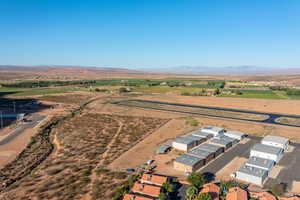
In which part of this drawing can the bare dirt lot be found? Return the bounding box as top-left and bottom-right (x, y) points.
(137, 94), (300, 116)
(0, 111), (168, 200)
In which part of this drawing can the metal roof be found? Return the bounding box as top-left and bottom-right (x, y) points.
(246, 156), (275, 170)
(175, 154), (204, 166)
(225, 131), (246, 137)
(210, 138), (232, 146)
(192, 131), (213, 138)
(156, 145), (170, 153)
(174, 137), (195, 144)
(190, 148), (213, 158)
(201, 126), (224, 132)
(251, 144), (283, 155)
(218, 135), (239, 143)
(262, 136), (289, 145)
(185, 135), (202, 141)
(198, 143), (223, 152)
(237, 164), (268, 177)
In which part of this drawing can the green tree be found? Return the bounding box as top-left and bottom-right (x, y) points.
(214, 88), (221, 95)
(119, 87), (128, 93)
(162, 183), (174, 193)
(186, 186), (199, 200)
(187, 172), (207, 188)
(196, 193), (212, 200)
(159, 192), (167, 200)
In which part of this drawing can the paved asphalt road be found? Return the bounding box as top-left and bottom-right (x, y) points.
(199, 136), (259, 176)
(113, 99), (300, 128)
(0, 114), (46, 145)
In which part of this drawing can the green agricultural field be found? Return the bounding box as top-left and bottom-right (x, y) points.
(0, 86), (87, 97)
(220, 89), (286, 99)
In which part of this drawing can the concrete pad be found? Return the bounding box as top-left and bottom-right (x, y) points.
(286, 145), (295, 153)
(291, 181), (300, 194)
(215, 156), (247, 181)
(269, 165), (284, 179)
(240, 138), (250, 144)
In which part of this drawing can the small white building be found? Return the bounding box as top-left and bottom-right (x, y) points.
(250, 144), (283, 163)
(224, 130), (246, 141)
(236, 164), (268, 186)
(191, 130), (213, 139)
(261, 135), (289, 151)
(201, 126), (225, 137)
(172, 137), (198, 151)
(245, 156), (275, 171)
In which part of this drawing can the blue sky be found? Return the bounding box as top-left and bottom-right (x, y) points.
(0, 0), (299, 68)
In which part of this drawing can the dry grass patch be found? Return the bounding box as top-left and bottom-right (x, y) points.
(1, 113), (168, 200)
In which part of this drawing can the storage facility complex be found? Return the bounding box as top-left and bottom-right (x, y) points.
(236, 164), (268, 186)
(224, 130), (246, 141)
(201, 126), (225, 137)
(261, 135), (289, 151)
(235, 135), (289, 186)
(191, 130), (214, 139)
(210, 138), (233, 149)
(172, 126), (246, 173)
(189, 148), (215, 163)
(173, 154), (205, 172)
(172, 136), (199, 151)
(198, 143), (224, 158)
(245, 156), (275, 171)
(250, 143), (283, 163)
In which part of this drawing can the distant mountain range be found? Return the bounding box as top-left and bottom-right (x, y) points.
(139, 65), (300, 75)
(1, 65), (300, 76)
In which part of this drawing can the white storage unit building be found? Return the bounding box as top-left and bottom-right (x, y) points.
(198, 143), (224, 158)
(250, 144), (284, 163)
(224, 130), (246, 141)
(191, 130), (213, 139)
(173, 154), (205, 172)
(245, 156), (275, 171)
(201, 126), (225, 137)
(172, 137), (198, 151)
(261, 136), (289, 151)
(185, 135), (206, 146)
(236, 164), (268, 186)
(189, 148), (215, 163)
(210, 138), (232, 149)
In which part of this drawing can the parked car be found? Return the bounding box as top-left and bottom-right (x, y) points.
(125, 168), (135, 173)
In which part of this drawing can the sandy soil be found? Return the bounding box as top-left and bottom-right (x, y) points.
(291, 181), (300, 194)
(137, 94), (300, 115)
(108, 119), (189, 171)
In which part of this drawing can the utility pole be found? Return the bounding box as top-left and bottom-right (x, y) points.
(0, 111), (3, 129)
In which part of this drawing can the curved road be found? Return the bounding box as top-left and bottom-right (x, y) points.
(112, 99), (300, 128)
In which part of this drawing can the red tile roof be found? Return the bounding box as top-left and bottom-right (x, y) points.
(200, 183), (220, 200)
(226, 187), (248, 200)
(132, 183), (161, 198)
(141, 174), (167, 186)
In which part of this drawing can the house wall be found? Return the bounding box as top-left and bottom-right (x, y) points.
(236, 171), (267, 186)
(173, 161), (193, 172)
(250, 150), (282, 163)
(245, 162), (274, 171)
(261, 141), (288, 150)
